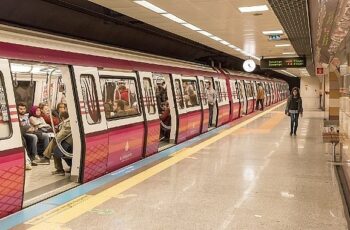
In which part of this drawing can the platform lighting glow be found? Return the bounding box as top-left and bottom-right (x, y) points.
(161, 13), (186, 24)
(220, 40), (230, 45)
(282, 52), (296, 55)
(262, 30), (283, 35)
(133, 1), (167, 14)
(228, 45), (237, 49)
(238, 5), (269, 13)
(182, 23), (201, 31)
(275, 44), (291, 47)
(198, 30), (213, 37)
(210, 36), (222, 41)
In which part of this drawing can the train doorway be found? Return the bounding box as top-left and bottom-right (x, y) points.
(10, 61), (83, 206)
(153, 73), (176, 150)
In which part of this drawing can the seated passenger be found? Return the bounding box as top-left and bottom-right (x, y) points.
(39, 103), (60, 130)
(18, 102), (49, 161)
(160, 101), (171, 141)
(113, 100), (127, 117)
(29, 105), (52, 132)
(35, 111), (71, 165)
(115, 84), (129, 105)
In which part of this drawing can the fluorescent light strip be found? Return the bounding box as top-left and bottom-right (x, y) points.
(210, 36), (222, 41)
(220, 41), (230, 45)
(182, 23), (201, 31)
(161, 13), (186, 24)
(239, 5), (269, 13)
(262, 30), (283, 35)
(198, 30), (213, 37)
(134, 1), (167, 14)
(275, 44), (291, 47)
(282, 52), (296, 55)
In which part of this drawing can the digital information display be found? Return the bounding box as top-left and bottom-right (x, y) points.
(260, 57), (306, 69)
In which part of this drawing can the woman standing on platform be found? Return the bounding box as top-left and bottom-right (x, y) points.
(285, 87), (303, 136)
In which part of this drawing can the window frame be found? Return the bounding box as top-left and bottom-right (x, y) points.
(142, 77), (156, 115)
(80, 74), (102, 125)
(0, 71), (13, 140)
(100, 75), (142, 121)
(181, 78), (201, 108)
(174, 79), (185, 110)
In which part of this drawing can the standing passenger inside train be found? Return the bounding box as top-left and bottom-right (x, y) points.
(285, 87), (303, 136)
(51, 111), (72, 176)
(207, 82), (216, 127)
(35, 110), (71, 165)
(160, 101), (171, 141)
(256, 83), (265, 111)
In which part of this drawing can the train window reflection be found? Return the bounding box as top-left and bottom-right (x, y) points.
(182, 79), (199, 107)
(80, 75), (101, 124)
(0, 72), (12, 139)
(174, 79), (185, 110)
(143, 78), (156, 115)
(199, 80), (208, 105)
(101, 77), (141, 119)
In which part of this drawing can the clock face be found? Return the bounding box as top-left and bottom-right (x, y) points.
(243, 59), (256, 72)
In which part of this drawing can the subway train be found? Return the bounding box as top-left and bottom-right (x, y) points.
(0, 25), (289, 219)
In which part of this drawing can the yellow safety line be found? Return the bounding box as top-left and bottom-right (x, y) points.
(27, 102), (286, 229)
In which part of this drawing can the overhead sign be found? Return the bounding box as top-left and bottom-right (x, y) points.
(268, 35), (281, 41)
(260, 57), (306, 69)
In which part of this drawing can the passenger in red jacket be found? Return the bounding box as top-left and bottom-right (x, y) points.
(160, 101), (171, 141)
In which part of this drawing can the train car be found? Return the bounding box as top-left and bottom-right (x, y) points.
(0, 25), (288, 219)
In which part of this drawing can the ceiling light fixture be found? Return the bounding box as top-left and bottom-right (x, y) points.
(161, 13), (186, 24)
(220, 41), (230, 45)
(282, 52), (296, 55)
(198, 30), (213, 37)
(133, 1), (167, 14)
(238, 5), (269, 13)
(210, 36), (222, 41)
(275, 44), (291, 47)
(182, 23), (201, 31)
(262, 30), (283, 35)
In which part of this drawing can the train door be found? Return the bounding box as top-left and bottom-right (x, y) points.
(269, 82), (275, 104)
(0, 59), (25, 218)
(9, 61), (83, 207)
(171, 74), (187, 143)
(229, 79), (240, 120)
(215, 78), (230, 126)
(238, 80), (247, 115)
(153, 73), (177, 149)
(244, 80), (254, 114)
(99, 71), (144, 172)
(72, 66), (109, 182)
(252, 81), (257, 112)
(204, 77), (216, 130)
(264, 82), (271, 106)
(181, 76), (202, 139)
(138, 71), (160, 156)
(197, 76), (209, 133)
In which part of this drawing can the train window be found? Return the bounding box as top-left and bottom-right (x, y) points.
(174, 79), (185, 109)
(101, 77), (141, 119)
(143, 78), (156, 115)
(0, 72), (12, 139)
(220, 81), (228, 102)
(230, 81), (237, 100)
(80, 74), (101, 124)
(182, 79), (200, 107)
(199, 80), (208, 105)
(215, 81), (222, 102)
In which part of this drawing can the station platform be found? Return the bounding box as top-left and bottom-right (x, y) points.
(4, 103), (349, 230)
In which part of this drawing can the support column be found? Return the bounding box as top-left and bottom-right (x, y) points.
(328, 66), (340, 120)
